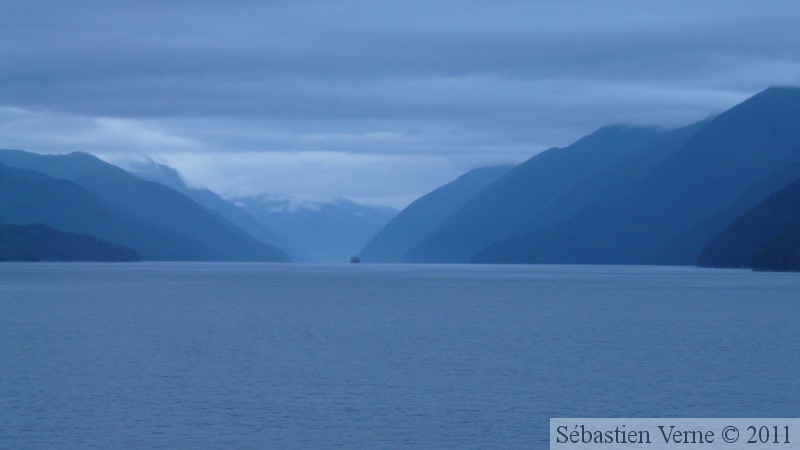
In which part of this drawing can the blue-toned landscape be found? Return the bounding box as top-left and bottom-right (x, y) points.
(5, 87), (800, 269)
(3, 2), (800, 449)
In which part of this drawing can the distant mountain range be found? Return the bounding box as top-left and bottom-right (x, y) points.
(474, 87), (800, 265)
(125, 157), (395, 263)
(124, 158), (314, 261)
(0, 151), (290, 262)
(232, 195), (395, 263)
(404, 122), (703, 263)
(366, 86), (800, 270)
(4, 86), (800, 269)
(0, 150), (393, 263)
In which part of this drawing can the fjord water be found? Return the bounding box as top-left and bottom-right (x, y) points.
(2, 263), (799, 449)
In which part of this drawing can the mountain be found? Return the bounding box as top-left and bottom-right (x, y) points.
(0, 223), (140, 262)
(0, 150), (290, 262)
(752, 224), (800, 271)
(404, 123), (699, 263)
(658, 162), (800, 264)
(699, 175), (800, 268)
(124, 158), (313, 261)
(359, 165), (513, 263)
(234, 195), (396, 263)
(475, 86), (800, 264)
(0, 163), (209, 260)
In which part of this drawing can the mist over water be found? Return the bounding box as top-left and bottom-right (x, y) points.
(2, 263), (799, 449)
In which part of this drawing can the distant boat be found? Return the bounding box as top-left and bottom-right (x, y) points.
(350, 256), (361, 263)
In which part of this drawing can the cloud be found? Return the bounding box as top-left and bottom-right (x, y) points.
(141, 150), (464, 209)
(0, 107), (198, 153)
(2, 0), (800, 207)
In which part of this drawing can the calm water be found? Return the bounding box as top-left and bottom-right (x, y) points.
(1, 263), (799, 449)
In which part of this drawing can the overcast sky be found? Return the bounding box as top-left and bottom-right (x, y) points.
(2, 1), (800, 207)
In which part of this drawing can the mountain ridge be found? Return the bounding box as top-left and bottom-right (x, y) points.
(474, 86), (800, 264)
(234, 194), (396, 263)
(124, 158), (313, 261)
(404, 123), (694, 263)
(699, 174), (800, 268)
(0, 151), (290, 262)
(0, 223), (140, 262)
(359, 165), (513, 263)
(0, 163), (211, 260)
